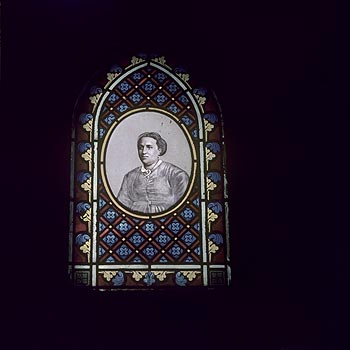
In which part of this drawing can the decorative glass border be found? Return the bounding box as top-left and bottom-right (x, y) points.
(69, 54), (231, 289)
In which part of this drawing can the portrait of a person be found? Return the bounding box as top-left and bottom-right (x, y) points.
(117, 132), (190, 214)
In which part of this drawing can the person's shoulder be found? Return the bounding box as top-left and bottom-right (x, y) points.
(124, 166), (141, 177)
(162, 161), (188, 175)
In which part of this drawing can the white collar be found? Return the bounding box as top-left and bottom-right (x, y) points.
(140, 159), (162, 173)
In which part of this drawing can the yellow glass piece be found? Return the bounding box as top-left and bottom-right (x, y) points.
(106, 72), (120, 82)
(79, 240), (91, 262)
(154, 271), (169, 281)
(82, 120), (92, 132)
(207, 208), (218, 231)
(131, 271), (146, 281)
(206, 148), (217, 170)
(176, 73), (189, 83)
(206, 148), (216, 161)
(80, 208), (91, 223)
(195, 94), (206, 106)
(152, 56), (166, 65)
(89, 93), (102, 105)
(181, 271), (198, 281)
(81, 149), (92, 162)
(101, 271), (117, 282)
(80, 178), (91, 192)
(208, 240), (220, 262)
(130, 56), (145, 65)
(206, 177), (217, 200)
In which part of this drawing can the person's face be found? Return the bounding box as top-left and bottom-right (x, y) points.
(138, 137), (161, 167)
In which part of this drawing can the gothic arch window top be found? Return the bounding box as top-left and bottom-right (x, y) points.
(69, 53), (231, 289)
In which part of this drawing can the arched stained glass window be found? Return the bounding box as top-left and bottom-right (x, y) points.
(69, 53), (231, 289)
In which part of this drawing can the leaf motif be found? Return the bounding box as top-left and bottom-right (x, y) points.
(107, 72), (119, 82)
(208, 202), (223, 213)
(81, 178), (91, 192)
(177, 73), (189, 82)
(76, 202), (91, 214)
(207, 178), (217, 191)
(89, 93), (102, 105)
(206, 149), (216, 161)
(207, 142), (221, 153)
(195, 95), (206, 105)
(81, 208), (91, 222)
(131, 56), (145, 65)
(204, 119), (214, 132)
(193, 87), (208, 96)
(77, 172), (91, 183)
(79, 113), (93, 124)
(207, 208), (218, 222)
(203, 113), (219, 123)
(208, 241), (219, 254)
(77, 142), (91, 153)
(102, 271), (117, 282)
(112, 271), (125, 286)
(175, 272), (187, 286)
(209, 233), (224, 245)
(81, 149), (92, 162)
(154, 271), (168, 281)
(75, 233), (90, 246)
(152, 56), (166, 65)
(143, 272), (155, 286)
(207, 172), (221, 183)
(83, 120), (92, 132)
(80, 240), (90, 254)
(131, 271), (146, 281)
(182, 271), (198, 281)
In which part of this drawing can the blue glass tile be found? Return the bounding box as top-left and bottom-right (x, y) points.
(116, 219), (132, 234)
(99, 222), (106, 233)
(108, 93), (119, 103)
(103, 208), (118, 223)
(154, 72), (167, 83)
(141, 81), (156, 93)
(182, 115), (193, 125)
(102, 231), (118, 247)
(118, 81), (131, 93)
(155, 232), (171, 247)
(181, 231), (196, 246)
(99, 246), (106, 256)
(167, 103), (179, 114)
(181, 207), (195, 221)
(104, 113), (116, 125)
(142, 222), (157, 235)
(155, 93), (168, 105)
(169, 243), (183, 259)
(129, 232), (145, 247)
(132, 72), (144, 81)
(142, 244), (158, 259)
(167, 219), (184, 234)
(116, 244), (132, 259)
(129, 91), (144, 104)
(117, 102), (129, 112)
(166, 82), (179, 94)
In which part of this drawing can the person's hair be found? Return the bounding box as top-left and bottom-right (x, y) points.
(137, 132), (167, 156)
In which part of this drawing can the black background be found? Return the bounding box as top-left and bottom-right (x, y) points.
(2, 0), (341, 349)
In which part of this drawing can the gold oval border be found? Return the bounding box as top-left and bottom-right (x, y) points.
(100, 107), (197, 219)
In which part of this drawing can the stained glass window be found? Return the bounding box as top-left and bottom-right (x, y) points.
(69, 53), (231, 289)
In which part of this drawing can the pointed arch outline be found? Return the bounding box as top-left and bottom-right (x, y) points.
(69, 53), (231, 289)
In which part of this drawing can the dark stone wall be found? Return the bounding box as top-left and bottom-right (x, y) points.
(2, 1), (339, 349)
